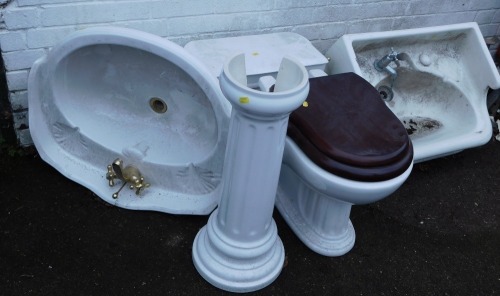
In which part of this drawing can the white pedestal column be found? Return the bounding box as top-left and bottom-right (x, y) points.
(192, 53), (309, 293)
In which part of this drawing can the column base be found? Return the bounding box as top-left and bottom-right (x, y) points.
(192, 210), (285, 293)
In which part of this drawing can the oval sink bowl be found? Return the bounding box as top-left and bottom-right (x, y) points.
(375, 69), (477, 155)
(326, 22), (500, 162)
(29, 27), (231, 214)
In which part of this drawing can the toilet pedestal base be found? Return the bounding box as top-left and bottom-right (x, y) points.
(276, 166), (356, 257)
(275, 188), (356, 257)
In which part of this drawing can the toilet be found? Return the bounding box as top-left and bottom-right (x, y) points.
(277, 72), (413, 256)
(186, 32), (414, 256)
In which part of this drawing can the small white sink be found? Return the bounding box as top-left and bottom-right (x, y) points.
(326, 22), (500, 162)
(376, 69), (475, 140)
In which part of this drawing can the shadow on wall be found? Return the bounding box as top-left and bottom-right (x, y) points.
(487, 46), (500, 118)
(0, 52), (17, 145)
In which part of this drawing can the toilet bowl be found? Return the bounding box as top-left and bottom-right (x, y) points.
(28, 27), (231, 214)
(186, 33), (413, 256)
(276, 73), (413, 256)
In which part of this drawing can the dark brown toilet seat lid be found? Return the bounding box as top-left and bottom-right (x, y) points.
(288, 73), (412, 177)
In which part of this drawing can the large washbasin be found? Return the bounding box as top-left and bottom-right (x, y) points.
(326, 22), (500, 162)
(29, 27), (231, 214)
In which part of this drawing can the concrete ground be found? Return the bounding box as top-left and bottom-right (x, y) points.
(0, 138), (499, 295)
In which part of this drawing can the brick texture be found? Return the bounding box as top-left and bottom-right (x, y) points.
(0, 0), (499, 145)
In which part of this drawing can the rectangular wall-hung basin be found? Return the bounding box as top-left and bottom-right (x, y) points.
(326, 22), (500, 163)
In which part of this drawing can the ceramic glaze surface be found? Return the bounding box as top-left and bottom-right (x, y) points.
(53, 44), (217, 165)
(375, 69), (475, 141)
(275, 138), (413, 257)
(29, 27), (231, 214)
(185, 32), (328, 88)
(326, 22), (500, 162)
(193, 54), (309, 292)
(185, 32), (414, 257)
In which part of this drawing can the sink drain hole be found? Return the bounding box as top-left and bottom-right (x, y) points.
(149, 97), (167, 114)
(377, 85), (394, 102)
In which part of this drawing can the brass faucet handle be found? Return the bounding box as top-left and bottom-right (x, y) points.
(122, 166), (150, 196)
(130, 177), (150, 196)
(106, 165), (117, 186)
(105, 159), (149, 199)
(106, 158), (124, 187)
(111, 159), (124, 180)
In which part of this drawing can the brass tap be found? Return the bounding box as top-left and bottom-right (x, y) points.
(105, 158), (150, 199)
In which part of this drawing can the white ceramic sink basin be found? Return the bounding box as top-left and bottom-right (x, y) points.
(326, 22), (500, 162)
(55, 44), (218, 165)
(29, 27), (231, 214)
(375, 69), (475, 140)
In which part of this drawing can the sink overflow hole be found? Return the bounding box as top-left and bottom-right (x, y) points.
(377, 85), (394, 102)
(150, 97), (167, 113)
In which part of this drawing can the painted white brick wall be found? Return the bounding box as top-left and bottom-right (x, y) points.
(0, 0), (499, 145)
